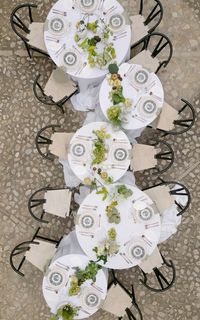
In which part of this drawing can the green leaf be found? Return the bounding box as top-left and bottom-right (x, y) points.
(108, 63), (119, 74)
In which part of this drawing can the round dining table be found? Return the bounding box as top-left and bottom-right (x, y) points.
(44, 0), (132, 110)
(99, 63), (164, 130)
(67, 121), (132, 184)
(75, 183), (161, 269)
(42, 231), (108, 319)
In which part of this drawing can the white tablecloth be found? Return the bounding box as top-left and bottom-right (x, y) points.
(44, 0), (131, 111)
(99, 63), (164, 130)
(75, 184), (161, 269)
(43, 231), (108, 318)
(67, 122), (132, 183)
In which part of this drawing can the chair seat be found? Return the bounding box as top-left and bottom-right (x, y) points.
(44, 68), (77, 102)
(130, 15), (149, 46)
(139, 247), (163, 273)
(156, 102), (179, 131)
(25, 239), (56, 272)
(43, 189), (72, 218)
(102, 283), (132, 317)
(131, 144), (157, 171)
(27, 22), (47, 53)
(49, 132), (74, 159)
(144, 185), (175, 214)
(129, 49), (160, 73)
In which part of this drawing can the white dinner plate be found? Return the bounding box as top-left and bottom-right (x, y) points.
(80, 287), (102, 310)
(126, 240), (146, 261)
(77, 0), (100, 13)
(48, 16), (69, 36)
(60, 49), (82, 72)
(135, 206), (155, 223)
(109, 144), (130, 164)
(77, 212), (99, 232)
(137, 96), (160, 118)
(130, 68), (151, 88)
(46, 267), (68, 289)
(108, 13), (125, 33)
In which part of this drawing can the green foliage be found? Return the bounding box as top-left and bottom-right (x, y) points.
(108, 63), (119, 74)
(96, 186), (109, 200)
(75, 261), (102, 285)
(108, 228), (117, 241)
(117, 185), (133, 199)
(111, 85), (125, 105)
(51, 304), (78, 320)
(68, 277), (80, 296)
(107, 106), (122, 127)
(106, 201), (121, 224)
(92, 128), (110, 165)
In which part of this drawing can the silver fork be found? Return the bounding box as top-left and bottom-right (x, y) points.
(52, 9), (67, 16)
(103, 5), (117, 15)
(75, 62), (87, 75)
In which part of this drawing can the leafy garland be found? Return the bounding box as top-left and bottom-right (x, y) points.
(69, 261), (102, 296)
(93, 228), (119, 264)
(51, 303), (78, 320)
(75, 19), (116, 69)
(107, 64), (132, 127)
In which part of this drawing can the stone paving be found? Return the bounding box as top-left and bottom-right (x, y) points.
(0, 0), (200, 319)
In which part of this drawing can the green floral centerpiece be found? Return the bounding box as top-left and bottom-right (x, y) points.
(106, 200), (121, 224)
(75, 18), (116, 69)
(107, 63), (132, 128)
(93, 236), (119, 264)
(51, 303), (78, 320)
(68, 261), (102, 296)
(92, 127), (110, 165)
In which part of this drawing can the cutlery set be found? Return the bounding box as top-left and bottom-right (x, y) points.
(113, 31), (127, 41)
(145, 222), (160, 229)
(119, 252), (132, 264)
(142, 235), (153, 247)
(103, 5), (117, 16)
(45, 36), (60, 43)
(52, 8), (67, 16)
(55, 43), (66, 58)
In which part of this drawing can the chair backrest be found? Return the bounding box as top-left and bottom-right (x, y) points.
(139, 0), (163, 33)
(10, 227), (58, 276)
(49, 132), (74, 159)
(10, 3), (37, 42)
(139, 252), (176, 292)
(141, 32), (173, 73)
(44, 189), (72, 218)
(162, 99), (196, 136)
(33, 74), (58, 106)
(143, 179), (191, 216)
(28, 186), (49, 223)
(35, 124), (61, 160)
(153, 140), (174, 174)
(104, 270), (143, 320)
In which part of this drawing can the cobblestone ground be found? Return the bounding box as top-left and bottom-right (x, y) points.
(0, 0), (200, 319)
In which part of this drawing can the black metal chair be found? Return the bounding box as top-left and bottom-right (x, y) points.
(28, 186), (78, 223)
(10, 227), (61, 277)
(130, 140), (174, 175)
(139, 252), (176, 292)
(143, 178), (191, 216)
(130, 0), (163, 48)
(130, 32), (173, 73)
(158, 99), (196, 136)
(35, 124), (60, 161)
(139, 0), (163, 34)
(33, 73), (79, 113)
(104, 270), (143, 320)
(10, 3), (49, 58)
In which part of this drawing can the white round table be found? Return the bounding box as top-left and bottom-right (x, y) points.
(99, 63), (164, 130)
(67, 122), (132, 184)
(44, 0), (131, 111)
(43, 254), (107, 318)
(75, 184), (161, 269)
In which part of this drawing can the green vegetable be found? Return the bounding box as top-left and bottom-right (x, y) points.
(108, 63), (119, 74)
(108, 228), (117, 241)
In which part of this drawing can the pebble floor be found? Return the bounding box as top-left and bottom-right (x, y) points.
(0, 0), (200, 319)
